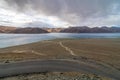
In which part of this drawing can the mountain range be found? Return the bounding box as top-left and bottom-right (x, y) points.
(43, 28), (64, 32)
(0, 26), (120, 33)
(0, 26), (16, 33)
(0, 26), (48, 34)
(60, 26), (120, 33)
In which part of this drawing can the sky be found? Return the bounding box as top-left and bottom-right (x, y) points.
(0, 0), (120, 28)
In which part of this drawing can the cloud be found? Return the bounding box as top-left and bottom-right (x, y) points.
(1, 0), (120, 27)
(24, 21), (54, 28)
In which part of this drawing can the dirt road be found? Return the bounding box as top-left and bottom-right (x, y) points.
(0, 59), (119, 80)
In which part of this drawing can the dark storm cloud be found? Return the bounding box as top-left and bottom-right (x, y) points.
(4, 0), (120, 26)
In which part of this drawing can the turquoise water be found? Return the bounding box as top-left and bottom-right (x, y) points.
(0, 33), (120, 48)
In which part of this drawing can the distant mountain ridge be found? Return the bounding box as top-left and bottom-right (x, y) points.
(1, 26), (120, 33)
(43, 28), (64, 32)
(11, 27), (49, 34)
(0, 26), (48, 34)
(0, 26), (17, 33)
(60, 26), (120, 33)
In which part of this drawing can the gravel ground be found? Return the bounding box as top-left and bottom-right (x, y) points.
(0, 72), (111, 80)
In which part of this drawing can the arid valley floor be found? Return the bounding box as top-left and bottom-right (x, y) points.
(0, 39), (120, 80)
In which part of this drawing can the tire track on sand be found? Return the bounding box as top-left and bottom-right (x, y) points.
(59, 42), (76, 56)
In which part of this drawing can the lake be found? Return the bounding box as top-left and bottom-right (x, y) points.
(0, 33), (120, 48)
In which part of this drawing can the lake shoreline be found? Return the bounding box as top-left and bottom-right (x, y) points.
(0, 33), (120, 48)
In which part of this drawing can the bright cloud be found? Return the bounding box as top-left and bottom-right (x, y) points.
(0, 0), (120, 27)
(0, 7), (68, 27)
